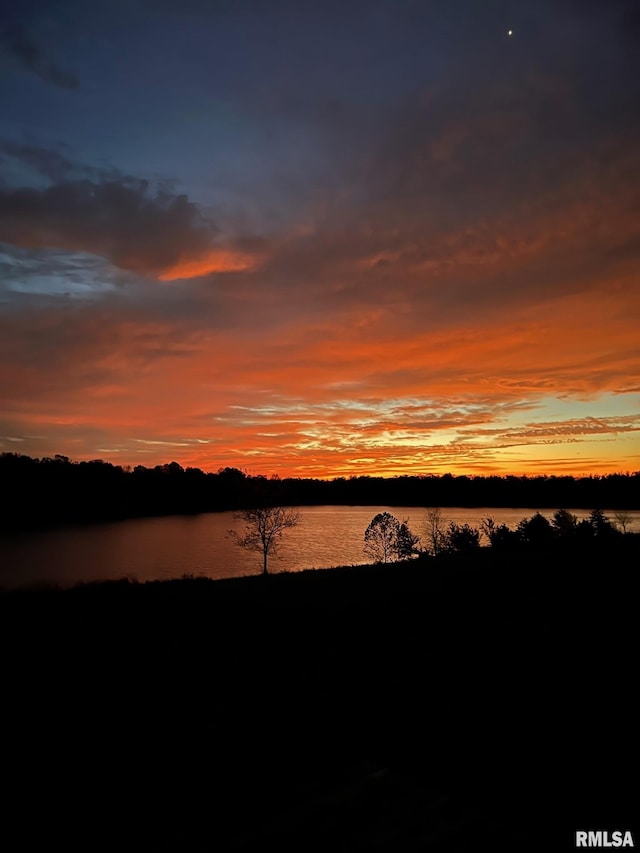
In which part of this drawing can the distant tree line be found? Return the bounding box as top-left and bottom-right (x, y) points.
(0, 451), (638, 532)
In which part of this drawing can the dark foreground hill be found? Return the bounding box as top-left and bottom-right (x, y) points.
(2, 536), (638, 851)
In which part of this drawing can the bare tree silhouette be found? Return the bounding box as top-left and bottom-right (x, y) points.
(364, 512), (420, 563)
(228, 506), (301, 575)
(614, 510), (633, 534)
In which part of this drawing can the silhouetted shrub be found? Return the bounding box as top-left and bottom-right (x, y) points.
(551, 509), (578, 539)
(443, 522), (481, 554)
(480, 517), (520, 551)
(517, 512), (554, 548)
(585, 509), (621, 542)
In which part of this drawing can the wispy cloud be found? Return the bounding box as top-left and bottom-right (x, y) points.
(0, 19), (79, 90)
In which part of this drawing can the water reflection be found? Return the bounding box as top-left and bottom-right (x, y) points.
(0, 505), (637, 589)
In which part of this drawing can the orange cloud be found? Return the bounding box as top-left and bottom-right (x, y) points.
(157, 248), (261, 281)
(2, 274), (639, 479)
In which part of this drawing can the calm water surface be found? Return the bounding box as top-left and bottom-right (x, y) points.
(0, 506), (637, 589)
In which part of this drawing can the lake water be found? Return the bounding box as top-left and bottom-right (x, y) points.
(0, 505), (637, 590)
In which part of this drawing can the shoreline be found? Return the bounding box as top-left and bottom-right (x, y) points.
(2, 538), (637, 850)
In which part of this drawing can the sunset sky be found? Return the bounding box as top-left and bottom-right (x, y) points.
(1, 0), (639, 477)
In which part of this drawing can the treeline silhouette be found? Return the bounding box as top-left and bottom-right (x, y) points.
(1, 451), (638, 532)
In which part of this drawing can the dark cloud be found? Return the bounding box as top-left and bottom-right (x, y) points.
(0, 140), (74, 183)
(0, 139), (149, 188)
(0, 176), (219, 276)
(0, 19), (79, 90)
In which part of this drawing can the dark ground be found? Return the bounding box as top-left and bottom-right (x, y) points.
(1, 537), (638, 851)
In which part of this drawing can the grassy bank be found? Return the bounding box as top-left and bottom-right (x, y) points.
(2, 536), (638, 851)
